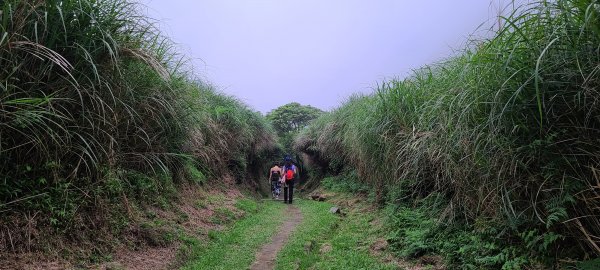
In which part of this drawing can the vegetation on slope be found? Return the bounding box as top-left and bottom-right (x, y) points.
(295, 0), (600, 268)
(0, 0), (277, 257)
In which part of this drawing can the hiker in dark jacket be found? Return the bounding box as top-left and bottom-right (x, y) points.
(280, 156), (298, 204)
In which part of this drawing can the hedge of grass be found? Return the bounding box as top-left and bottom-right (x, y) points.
(296, 0), (600, 267)
(0, 0), (278, 254)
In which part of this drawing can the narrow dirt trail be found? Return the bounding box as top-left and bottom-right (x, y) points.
(249, 204), (303, 270)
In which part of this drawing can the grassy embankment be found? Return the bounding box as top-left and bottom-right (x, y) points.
(296, 0), (600, 268)
(0, 0), (278, 263)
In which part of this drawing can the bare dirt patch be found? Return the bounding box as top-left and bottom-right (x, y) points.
(0, 254), (71, 270)
(249, 205), (303, 270)
(104, 246), (178, 270)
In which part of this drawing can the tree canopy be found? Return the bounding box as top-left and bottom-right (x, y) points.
(266, 102), (324, 135)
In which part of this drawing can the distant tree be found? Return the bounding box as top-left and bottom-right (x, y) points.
(266, 102), (324, 151)
(266, 102), (324, 135)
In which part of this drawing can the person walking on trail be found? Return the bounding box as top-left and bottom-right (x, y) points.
(269, 162), (282, 199)
(280, 156), (298, 204)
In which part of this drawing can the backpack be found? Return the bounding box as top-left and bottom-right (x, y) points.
(271, 170), (281, 181)
(285, 166), (295, 181)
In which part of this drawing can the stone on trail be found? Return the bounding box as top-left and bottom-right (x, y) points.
(310, 193), (327, 201)
(370, 238), (389, 252)
(319, 243), (333, 254)
(329, 207), (341, 214)
(304, 240), (316, 253)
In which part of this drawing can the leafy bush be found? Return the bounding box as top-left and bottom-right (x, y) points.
(385, 198), (563, 269)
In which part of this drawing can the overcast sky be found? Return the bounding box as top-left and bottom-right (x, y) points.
(140, 1), (510, 114)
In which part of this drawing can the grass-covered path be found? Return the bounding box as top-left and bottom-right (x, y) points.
(182, 196), (401, 270)
(182, 200), (289, 269)
(250, 204), (303, 270)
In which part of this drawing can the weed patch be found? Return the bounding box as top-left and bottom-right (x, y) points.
(235, 198), (259, 214)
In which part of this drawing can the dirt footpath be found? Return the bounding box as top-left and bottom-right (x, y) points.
(250, 205), (303, 270)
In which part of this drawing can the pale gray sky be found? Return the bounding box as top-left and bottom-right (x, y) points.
(140, 1), (511, 114)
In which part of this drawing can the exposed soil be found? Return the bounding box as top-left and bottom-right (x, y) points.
(105, 246), (178, 270)
(0, 254), (71, 270)
(249, 204), (303, 270)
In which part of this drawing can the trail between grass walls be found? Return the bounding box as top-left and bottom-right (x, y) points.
(250, 204), (303, 270)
